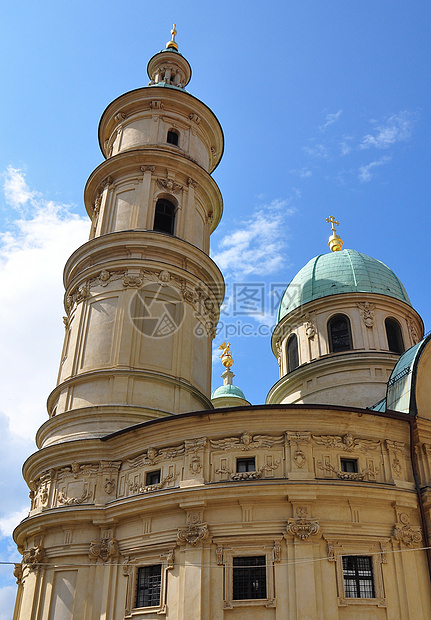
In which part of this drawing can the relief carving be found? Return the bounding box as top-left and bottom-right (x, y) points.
(210, 431), (284, 451)
(13, 563), (23, 585)
(216, 460), (280, 481)
(89, 538), (119, 562)
(127, 443), (185, 468)
(357, 302), (375, 328)
(177, 522), (209, 546)
(313, 432), (380, 453)
(58, 488), (92, 505)
(22, 545), (44, 570)
(303, 313), (316, 339)
(317, 460), (378, 481)
(393, 513), (422, 547)
(286, 511), (320, 540)
(156, 177), (183, 193)
(406, 315), (420, 344)
(123, 274), (143, 288)
(129, 472), (178, 495)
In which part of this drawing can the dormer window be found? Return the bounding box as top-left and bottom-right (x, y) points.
(385, 318), (404, 354)
(328, 314), (352, 353)
(154, 199), (176, 235)
(167, 129), (179, 146)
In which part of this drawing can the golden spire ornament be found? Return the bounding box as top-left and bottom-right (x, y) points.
(166, 24), (178, 50)
(219, 342), (234, 369)
(326, 215), (344, 252)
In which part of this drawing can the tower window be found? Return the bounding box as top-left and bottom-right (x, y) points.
(287, 333), (299, 372)
(328, 314), (352, 353)
(385, 318), (404, 354)
(135, 565), (162, 607)
(154, 199), (176, 235)
(342, 556), (375, 598)
(167, 129), (179, 146)
(236, 458), (256, 473)
(232, 556), (267, 600)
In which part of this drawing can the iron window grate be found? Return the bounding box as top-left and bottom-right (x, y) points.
(233, 556), (267, 600)
(342, 555), (375, 598)
(135, 564), (162, 608)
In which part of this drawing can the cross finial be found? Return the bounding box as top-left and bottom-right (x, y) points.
(166, 24), (178, 50)
(326, 215), (343, 252)
(326, 215), (339, 234)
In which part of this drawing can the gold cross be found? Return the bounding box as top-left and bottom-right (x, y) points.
(171, 24), (177, 40)
(326, 215), (339, 234)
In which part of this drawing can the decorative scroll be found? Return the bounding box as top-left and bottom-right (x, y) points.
(312, 432), (380, 453)
(211, 431), (284, 452)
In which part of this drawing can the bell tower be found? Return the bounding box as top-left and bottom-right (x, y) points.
(39, 27), (224, 448)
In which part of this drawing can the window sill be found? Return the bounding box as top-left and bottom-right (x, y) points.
(224, 598), (276, 609)
(338, 597), (386, 607)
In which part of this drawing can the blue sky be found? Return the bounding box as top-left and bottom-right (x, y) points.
(1, 1), (430, 615)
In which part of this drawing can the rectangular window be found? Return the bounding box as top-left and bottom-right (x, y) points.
(340, 458), (358, 473)
(146, 470), (161, 485)
(236, 458), (256, 473)
(233, 556), (267, 600)
(135, 564), (162, 608)
(342, 556), (375, 598)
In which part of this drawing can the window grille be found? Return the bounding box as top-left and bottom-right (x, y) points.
(232, 556), (267, 600)
(328, 315), (352, 353)
(135, 564), (162, 608)
(342, 556), (375, 598)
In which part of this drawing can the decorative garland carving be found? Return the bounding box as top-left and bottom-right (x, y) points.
(215, 461), (280, 481)
(156, 178), (183, 193)
(317, 460), (378, 481)
(129, 472), (178, 495)
(58, 488), (91, 506)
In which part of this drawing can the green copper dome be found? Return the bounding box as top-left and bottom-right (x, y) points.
(277, 249), (411, 323)
(211, 384), (247, 400)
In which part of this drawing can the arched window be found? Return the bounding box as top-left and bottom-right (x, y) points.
(167, 129), (179, 146)
(287, 334), (299, 372)
(153, 199), (176, 235)
(385, 318), (404, 354)
(328, 314), (352, 353)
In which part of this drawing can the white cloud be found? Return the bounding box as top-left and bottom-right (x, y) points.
(0, 167), (88, 440)
(303, 144), (329, 159)
(3, 167), (36, 211)
(212, 199), (296, 278)
(289, 167), (312, 178)
(319, 109), (343, 131)
(0, 510), (28, 540)
(358, 156), (391, 182)
(360, 111), (413, 149)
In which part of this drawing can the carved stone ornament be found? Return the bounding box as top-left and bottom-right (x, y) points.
(286, 517), (320, 540)
(317, 460), (378, 481)
(22, 545), (44, 569)
(13, 563), (23, 585)
(406, 315), (420, 344)
(393, 513), (422, 547)
(312, 432), (380, 453)
(156, 177), (183, 193)
(57, 488), (91, 506)
(89, 538), (119, 562)
(141, 165), (155, 173)
(357, 302), (375, 328)
(272, 542), (281, 562)
(210, 431), (284, 452)
(303, 313), (316, 339)
(177, 522), (209, 546)
(216, 546), (223, 565)
(187, 177), (198, 189)
(123, 274), (143, 288)
(114, 112), (126, 122)
(293, 450), (306, 469)
(188, 113), (201, 124)
(129, 472), (178, 495)
(127, 443), (185, 468)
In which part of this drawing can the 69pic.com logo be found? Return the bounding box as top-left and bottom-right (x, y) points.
(129, 282), (185, 338)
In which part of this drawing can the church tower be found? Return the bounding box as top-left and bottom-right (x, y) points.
(13, 30), (431, 620)
(40, 26), (224, 448)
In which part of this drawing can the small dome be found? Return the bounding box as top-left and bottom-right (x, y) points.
(211, 384), (247, 400)
(277, 249), (411, 323)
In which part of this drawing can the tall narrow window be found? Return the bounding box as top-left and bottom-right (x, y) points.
(287, 334), (299, 372)
(167, 129), (179, 146)
(154, 199), (175, 235)
(328, 314), (352, 353)
(342, 556), (375, 598)
(385, 318), (404, 354)
(135, 565), (162, 607)
(233, 556), (267, 600)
